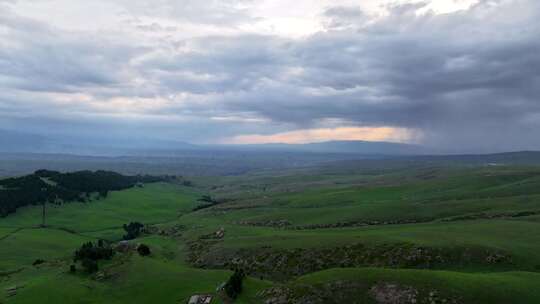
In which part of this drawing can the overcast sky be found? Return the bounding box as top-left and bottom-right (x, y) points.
(0, 0), (538, 151)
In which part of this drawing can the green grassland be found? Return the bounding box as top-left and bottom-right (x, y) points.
(2, 165), (540, 303)
(292, 268), (540, 303)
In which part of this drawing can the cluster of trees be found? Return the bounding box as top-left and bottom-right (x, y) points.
(73, 240), (114, 273)
(0, 170), (168, 217)
(224, 269), (245, 299)
(122, 222), (144, 240)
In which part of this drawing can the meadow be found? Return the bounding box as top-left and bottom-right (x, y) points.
(1, 164), (540, 303)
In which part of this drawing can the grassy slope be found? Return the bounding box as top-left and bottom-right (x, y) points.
(178, 168), (540, 272)
(2, 167), (540, 303)
(0, 228), (91, 270)
(293, 268), (540, 304)
(0, 183), (268, 303)
(0, 183), (199, 239)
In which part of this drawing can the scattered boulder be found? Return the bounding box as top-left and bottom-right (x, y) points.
(215, 227), (225, 239)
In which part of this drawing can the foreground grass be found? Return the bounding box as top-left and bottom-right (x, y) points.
(294, 268), (540, 304)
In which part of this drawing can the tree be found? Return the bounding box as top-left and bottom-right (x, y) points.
(73, 241), (114, 268)
(98, 190), (108, 198)
(224, 269), (245, 299)
(122, 222), (144, 240)
(0, 170), (167, 217)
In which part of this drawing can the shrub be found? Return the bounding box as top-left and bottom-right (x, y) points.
(137, 244), (151, 256)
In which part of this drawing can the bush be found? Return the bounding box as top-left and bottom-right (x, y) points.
(137, 244), (151, 256)
(70, 264), (76, 273)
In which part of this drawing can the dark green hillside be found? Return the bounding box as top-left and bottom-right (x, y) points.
(0, 170), (169, 217)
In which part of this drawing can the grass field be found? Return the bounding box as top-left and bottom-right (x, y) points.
(292, 268), (540, 303)
(2, 165), (540, 303)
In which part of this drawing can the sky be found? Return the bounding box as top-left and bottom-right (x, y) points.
(0, 0), (539, 152)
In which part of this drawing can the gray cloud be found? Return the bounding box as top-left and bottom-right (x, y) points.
(112, 0), (257, 26)
(0, 0), (539, 151)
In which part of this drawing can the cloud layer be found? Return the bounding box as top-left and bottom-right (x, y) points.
(0, 0), (539, 152)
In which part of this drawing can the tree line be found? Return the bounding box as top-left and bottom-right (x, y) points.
(0, 170), (170, 217)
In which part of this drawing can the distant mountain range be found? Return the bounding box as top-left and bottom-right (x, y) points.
(7, 129), (540, 157)
(0, 129), (431, 156)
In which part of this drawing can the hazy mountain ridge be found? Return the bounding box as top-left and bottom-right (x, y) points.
(1, 129), (429, 156)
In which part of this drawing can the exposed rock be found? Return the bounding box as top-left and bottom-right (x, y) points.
(115, 241), (136, 253)
(236, 219), (291, 228)
(442, 210), (540, 222)
(259, 287), (291, 304)
(189, 242), (512, 281)
(287, 218), (433, 230)
(370, 282), (418, 304)
(199, 228), (225, 240)
(216, 227), (225, 239)
(144, 224), (185, 236)
(259, 282), (460, 304)
(5, 285), (24, 297)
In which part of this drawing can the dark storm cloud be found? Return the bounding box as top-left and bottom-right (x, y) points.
(176, 0), (540, 150)
(0, 0), (539, 150)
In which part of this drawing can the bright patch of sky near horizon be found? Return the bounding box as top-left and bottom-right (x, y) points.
(11, 0), (479, 37)
(1, 0), (539, 151)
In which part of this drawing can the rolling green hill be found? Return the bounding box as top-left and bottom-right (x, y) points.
(2, 165), (540, 303)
